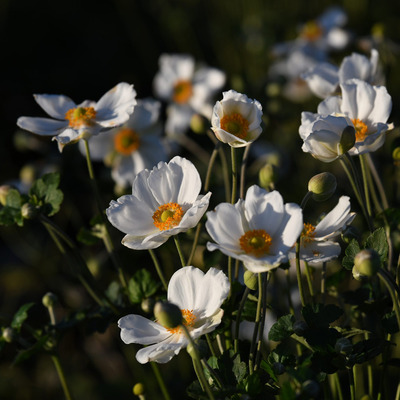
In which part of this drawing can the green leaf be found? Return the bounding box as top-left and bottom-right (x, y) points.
(260, 360), (278, 383)
(342, 239), (360, 270)
(302, 303), (343, 329)
(128, 269), (160, 304)
(11, 302), (35, 331)
(268, 314), (295, 341)
(13, 335), (48, 365)
(364, 227), (388, 264)
(232, 354), (247, 383)
(5, 188), (22, 208)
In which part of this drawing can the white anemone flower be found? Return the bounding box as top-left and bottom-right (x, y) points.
(17, 83), (137, 151)
(118, 266), (230, 364)
(302, 49), (382, 99)
(317, 78), (393, 154)
(206, 185), (303, 273)
(300, 113), (354, 162)
(106, 156), (211, 250)
(289, 196), (356, 265)
(78, 98), (167, 189)
(211, 90), (263, 148)
(153, 54), (225, 138)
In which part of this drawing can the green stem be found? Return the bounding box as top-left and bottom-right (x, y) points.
(187, 223), (202, 266)
(51, 355), (74, 400)
(231, 146), (237, 204)
(205, 333), (217, 358)
(201, 359), (223, 389)
(359, 154), (373, 219)
(234, 286), (250, 354)
(304, 262), (315, 302)
(321, 262), (327, 304)
(240, 144), (251, 199)
(150, 362), (171, 400)
(334, 372), (344, 400)
(204, 143), (220, 192)
(174, 235), (186, 267)
(249, 273), (262, 374)
(348, 367), (356, 400)
(295, 242), (306, 307)
(366, 153), (389, 209)
(255, 272), (270, 370)
(378, 270), (400, 331)
(148, 249), (168, 291)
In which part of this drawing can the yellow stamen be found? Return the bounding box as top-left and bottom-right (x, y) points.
(220, 113), (249, 140)
(166, 309), (196, 334)
(173, 80), (193, 104)
(152, 203), (184, 231)
(239, 229), (272, 257)
(301, 223), (316, 245)
(114, 128), (140, 155)
(65, 107), (97, 128)
(351, 118), (368, 142)
(301, 20), (323, 41)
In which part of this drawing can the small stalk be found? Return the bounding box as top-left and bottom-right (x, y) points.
(240, 145), (251, 199)
(51, 355), (74, 400)
(249, 273), (263, 374)
(150, 362), (172, 400)
(234, 286), (250, 353)
(148, 249), (168, 291)
(174, 235), (186, 267)
(231, 147), (238, 204)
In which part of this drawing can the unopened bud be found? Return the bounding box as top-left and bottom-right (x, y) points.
(21, 203), (38, 219)
(302, 380), (320, 398)
(2, 327), (16, 343)
(133, 383), (145, 396)
(308, 172), (337, 201)
(335, 337), (352, 355)
(154, 301), (182, 329)
(42, 292), (58, 308)
(392, 147), (400, 166)
(272, 362), (285, 375)
(354, 249), (381, 278)
(190, 114), (205, 134)
(259, 163), (277, 189)
(339, 125), (356, 154)
(244, 270), (258, 290)
(0, 185), (12, 206)
(141, 298), (155, 314)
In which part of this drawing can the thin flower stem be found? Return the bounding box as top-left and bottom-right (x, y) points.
(339, 157), (373, 231)
(83, 139), (128, 291)
(182, 325), (215, 400)
(240, 144), (251, 199)
(321, 262), (327, 304)
(174, 235), (186, 267)
(285, 269), (296, 316)
(360, 154), (373, 218)
(255, 272), (270, 370)
(150, 362), (172, 400)
(201, 359), (224, 389)
(187, 222), (202, 266)
(249, 273), (262, 374)
(234, 286), (250, 353)
(227, 256), (233, 298)
(300, 190), (313, 210)
(231, 146), (237, 204)
(148, 249), (168, 291)
(304, 262), (315, 302)
(334, 372), (344, 400)
(216, 334), (225, 355)
(378, 270), (400, 331)
(366, 153), (389, 209)
(364, 331), (374, 397)
(348, 367), (356, 400)
(51, 355), (74, 400)
(205, 333), (217, 358)
(295, 242), (306, 307)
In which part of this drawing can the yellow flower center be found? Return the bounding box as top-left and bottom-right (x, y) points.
(239, 229), (272, 257)
(351, 118), (368, 142)
(65, 107), (97, 128)
(220, 113), (250, 140)
(152, 203), (184, 231)
(173, 80), (193, 104)
(301, 20), (323, 41)
(301, 223), (316, 245)
(166, 309), (196, 334)
(114, 128), (140, 155)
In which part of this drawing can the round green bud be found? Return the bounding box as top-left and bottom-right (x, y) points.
(190, 114), (205, 134)
(19, 164), (36, 185)
(243, 270), (258, 290)
(360, 395), (373, 400)
(2, 327), (16, 343)
(259, 163), (277, 190)
(392, 147), (400, 166)
(42, 292), (58, 308)
(272, 362), (285, 375)
(0, 185), (12, 206)
(154, 301), (182, 329)
(302, 380), (320, 398)
(293, 320), (308, 336)
(352, 265), (365, 281)
(308, 172), (337, 202)
(335, 337), (352, 355)
(21, 203), (38, 219)
(354, 249), (381, 277)
(133, 383), (145, 396)
(141, 298), (155, 314)
(339, 125), (356, 154)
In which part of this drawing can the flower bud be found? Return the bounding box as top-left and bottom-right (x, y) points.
(272, 362), (285, 375)
(154, 301), (182, 329)
(0, 185), (12, 206)
(244, 270), (258, 290)
(141, 298), (155, 314)
(392, 147), (400, 166)
(308, 172), (337, 202)
(354, 249), (381, 278)
(259, 163), (277, 190)
(335, 337), (352, 355)
(302, 380), (320, 398)
(339, 125), (356, 154)
(186, 341), (198, 359)
(190, 114), (206, 134)
(42, 292), (58, 308)
(2, 327), (16, 343)
(133, 383), (145, 396)
(21, 203), (38, 219)
(352, 265), (365, 281)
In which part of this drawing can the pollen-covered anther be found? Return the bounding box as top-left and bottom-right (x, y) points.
(351, 118), (368, 142)
(166, 309), (196, 334)
(153, 203), (184, 231)
(301, 223), (316, 244)
(301, 20), (323, 41)
(220, 113), (250, 140)
(239, 229), (272, 257)
(65, 107), (97, 128)
(114, 128), (140, 155)
(173, 80), (193, 104)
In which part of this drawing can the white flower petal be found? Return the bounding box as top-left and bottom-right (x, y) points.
(17, 116), (67, 136)
(136, 337), (186, 364)
(33, 94), (76, 119)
